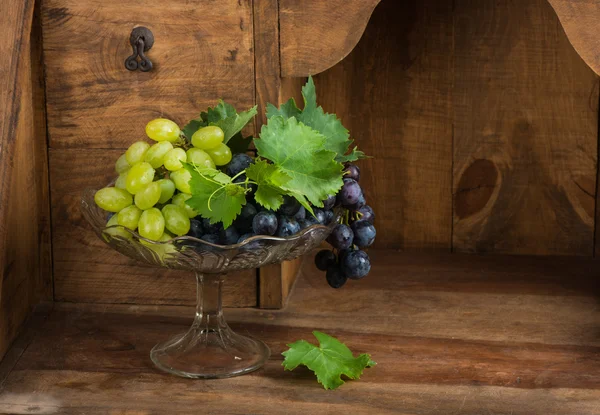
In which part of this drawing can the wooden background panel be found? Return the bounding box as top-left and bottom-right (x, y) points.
(0, 1), (52, 360)
(279, 0), (381, 77)
(49, 149), (256, 307)
(41, 0), (255, 149)
(314, 0), (453, 250)
(453, 0), (599, 255)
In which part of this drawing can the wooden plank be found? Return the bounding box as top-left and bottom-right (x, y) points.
(2, 251), (600, 414)
(49, 149), (256, 307)
(279, 0), (381, 77)
(548, 0), (600, 76)
(313, 0), (453, 250)
(453, 0), (598, 255)
(253, 3), (304, 308)
(0, 0), (52, 361)
(41, 0), (255, 149)
(253, 0), (280, 127)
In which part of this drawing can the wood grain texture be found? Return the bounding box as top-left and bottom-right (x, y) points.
(313, 0), (453, 250)
(0, 0), (52, 361)
(279, 0), (381, 77)
(252, 1), (305, 307)
(49, 149), (256, 307)
(548, 0), (600, 76)
(453, 0), (599, 255)
(1, 250), (600, 414)
(253, 0), (280, 128)
(41, 0), (255, 148)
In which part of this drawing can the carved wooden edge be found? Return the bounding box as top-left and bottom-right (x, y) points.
(0, 0), (36, 304)
(546, 0), (600, 76)
(279, 0), (382, 77)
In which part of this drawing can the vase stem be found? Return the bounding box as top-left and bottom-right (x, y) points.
(193, 273), (226, 332)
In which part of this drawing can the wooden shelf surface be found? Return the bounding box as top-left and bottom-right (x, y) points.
(1, 250), (600, 414)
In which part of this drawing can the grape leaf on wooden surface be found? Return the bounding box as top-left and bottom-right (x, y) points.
(282, 331), (376, 390)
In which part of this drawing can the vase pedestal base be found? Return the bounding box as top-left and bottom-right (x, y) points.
(151, 326), (271, 379)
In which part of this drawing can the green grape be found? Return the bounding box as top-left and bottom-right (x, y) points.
(186, 148), (216, 169)
(205, 143), (232, 166)
(115, 153), (130, 174)
(162, 204), (191, 236)
(163, 148), (187, 171)
(156, 179), (176, 204)
(117, 205), (143, 230)
(144, 141), (173, 168)
(134, 181), (162, 210)
(191, 126), (225, 150)
(125, 162), (155, 194)
(141, 232), (176, 260)
(115, 173), (128, 190)
(104, 215), (132, 240)
(145, 118), (181, 142)
(172, 193), (198, 218)
(125, 141), (151, 165)
(138, 208), (165, 240)
(94, 187), (133, 212)
(170, 168), (192, 194)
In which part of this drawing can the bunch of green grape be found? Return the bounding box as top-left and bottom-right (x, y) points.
(94, 118), (233, 245)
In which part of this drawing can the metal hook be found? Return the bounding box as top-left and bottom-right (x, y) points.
(125, 27), (154, 72)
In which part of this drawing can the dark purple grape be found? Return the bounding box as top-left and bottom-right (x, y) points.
(338, 246), (356, 264)
(351, 220), (376, 248)
(357, 205), (375, 224)
(279, 195), (301, 216)
(299, 216), (319, 229)
(315, 250), (336, 271)
(341, 250), (371, 280)
(220, 226), (240, 245)
(327, 224), (354, 250)
(275, 216), (301, 237)
(294, 206), (306, 221)
(188, 219), (204, 238)
(226, 153), (254, 177)
(344, 164), (360, 181)
(348, 194), (366, 210)
(326, 267), (347, 288)
(322, 194), (336, 210)
(337, 178), (363, 208)
(252, 211), (278, 235)
(200, 233), (220, 245)
(323, 209), (334, 224)
(202, 218), (223, 235)
(313, 208), (327, 225)
(234, 202), (257, 233)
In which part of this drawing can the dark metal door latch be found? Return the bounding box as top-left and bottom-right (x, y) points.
(125, 27), (154, 72)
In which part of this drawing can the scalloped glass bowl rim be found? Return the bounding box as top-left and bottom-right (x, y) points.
(85, 187), (340, 250)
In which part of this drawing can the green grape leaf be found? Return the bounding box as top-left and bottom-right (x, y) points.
(227, 132), (253, 155)
(245, 159), (291, 211)
(182, 101), (257, 145)
(297, 77), (357, 163)
(204, 100), (257, 144)
(184, 164), (246, 228)
(266, 98), (301, 120)
(337, 146), (368, 163)
(282, 331), (376, 390)
(255, 116), (343, 206)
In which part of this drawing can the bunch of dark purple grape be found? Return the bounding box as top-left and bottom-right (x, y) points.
(315, 164), (376, 288)
(185, 153), (339, 245)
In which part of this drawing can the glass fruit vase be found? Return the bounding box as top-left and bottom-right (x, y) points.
(81, 188), (338, 379)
